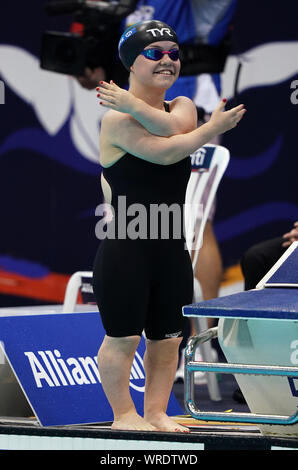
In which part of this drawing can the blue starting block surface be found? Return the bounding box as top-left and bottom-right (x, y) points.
(183, 288), (298, 321)
(257, 241), (298, 288)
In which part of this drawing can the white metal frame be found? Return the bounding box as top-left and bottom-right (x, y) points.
(184, 144), (230, 401)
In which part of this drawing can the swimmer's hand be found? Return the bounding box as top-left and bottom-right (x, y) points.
(96, 80), (138, 114)
(208, 99), (246, 135)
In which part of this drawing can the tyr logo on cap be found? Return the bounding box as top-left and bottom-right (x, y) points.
(146, 28), (174, 37)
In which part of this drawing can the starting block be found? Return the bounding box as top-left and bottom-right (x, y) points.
(183, 242), (298, 437)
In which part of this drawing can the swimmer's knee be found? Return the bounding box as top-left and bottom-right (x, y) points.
(145, 336), (182, 363)
(100, 334), (141, 355)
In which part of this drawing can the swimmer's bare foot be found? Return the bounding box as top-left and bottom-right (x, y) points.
(111, 411), (157, 431)
(145, 412), (190, 433)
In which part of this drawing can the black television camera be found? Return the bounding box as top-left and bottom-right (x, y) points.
(40, 0), (139, 85)
(40, 0), (230, 84)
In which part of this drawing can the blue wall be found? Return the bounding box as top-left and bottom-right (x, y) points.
(0, 1), (297, 303)
(217, 1), (298, 266)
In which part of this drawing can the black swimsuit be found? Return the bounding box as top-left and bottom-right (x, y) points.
(92, 103), (193, 340)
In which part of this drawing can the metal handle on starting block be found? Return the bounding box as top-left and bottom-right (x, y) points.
(184, 329), (298, 426)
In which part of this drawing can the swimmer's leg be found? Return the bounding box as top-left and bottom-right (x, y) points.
(143, 337), (190, 433)
(97, 335), (157, 431)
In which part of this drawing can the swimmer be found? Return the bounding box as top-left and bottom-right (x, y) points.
(92, 20), (246, 433)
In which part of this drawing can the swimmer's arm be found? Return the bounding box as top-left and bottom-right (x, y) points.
(128, 96), (197, 135)
(97, 81), (197, 135)
(105, 101), (246, 165)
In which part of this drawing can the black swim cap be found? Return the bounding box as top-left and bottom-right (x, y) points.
(118, 20), (179, 71)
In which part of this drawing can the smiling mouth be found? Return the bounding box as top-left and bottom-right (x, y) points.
(154, 70), (174, 75)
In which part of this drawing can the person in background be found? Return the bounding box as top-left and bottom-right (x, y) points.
(241, 221), (298, 291)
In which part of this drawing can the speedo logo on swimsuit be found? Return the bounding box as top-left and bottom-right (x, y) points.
(24, 349), (145, 392)
(146, 28), (174, 38)
(165, 331), (182, 338)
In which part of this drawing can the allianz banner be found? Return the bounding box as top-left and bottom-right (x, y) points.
(0, 312), (182, 426)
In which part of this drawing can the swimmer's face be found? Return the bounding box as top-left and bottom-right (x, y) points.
(130, 41), (180, 89)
